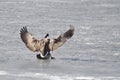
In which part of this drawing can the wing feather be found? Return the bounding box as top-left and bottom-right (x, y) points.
(49, 25), (75, 51)
(20, 27), (38, 52)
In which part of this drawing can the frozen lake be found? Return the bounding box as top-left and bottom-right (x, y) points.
(0, 0), (120, 80)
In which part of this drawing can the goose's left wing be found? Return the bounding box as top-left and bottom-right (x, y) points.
(49, 25), (75, 51)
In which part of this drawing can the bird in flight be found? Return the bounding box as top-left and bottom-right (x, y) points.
(20, 25), (75, 60)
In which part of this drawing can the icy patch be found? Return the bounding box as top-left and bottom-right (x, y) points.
(0, 70), (120, 80)
(113, 53), (120, 56)
(75, 76), (97, 80)
(80, 26), (91, 30)
(0, 71), (8, 75)
(85, 42), (95, 45)
(74, 76), (120, 80)
(99, 4), (116, 7)
(17, 72), (64, 80)
(0, 1), (26, 4)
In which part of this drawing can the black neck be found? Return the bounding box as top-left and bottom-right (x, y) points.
(44, 34), (49, 38)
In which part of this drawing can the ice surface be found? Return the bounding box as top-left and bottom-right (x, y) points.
(0, 0), (120, 80)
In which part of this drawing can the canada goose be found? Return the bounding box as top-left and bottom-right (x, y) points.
(20, 25), (75, 59)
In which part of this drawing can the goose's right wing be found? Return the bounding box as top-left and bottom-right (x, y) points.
(49, 25), (75, 51)
(20, 27), (38, 52)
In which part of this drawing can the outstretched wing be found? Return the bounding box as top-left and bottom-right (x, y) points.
(49, 25), (75, 51)
(20, 27), (38, 52)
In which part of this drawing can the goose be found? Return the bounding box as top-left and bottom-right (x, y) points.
(20, 25), (75, 59)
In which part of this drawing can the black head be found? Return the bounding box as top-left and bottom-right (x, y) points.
(36, 54), (55, 60)
(36, 54), (49, 59)
(44, 33), (49, 38)
(36, 54), (42, 59)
